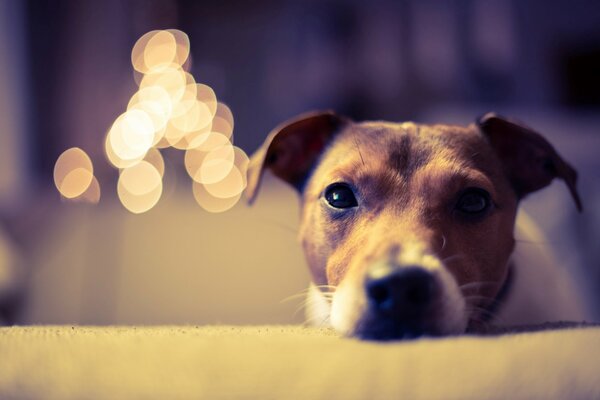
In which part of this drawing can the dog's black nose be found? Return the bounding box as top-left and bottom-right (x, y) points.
(365, 265), (436, 316)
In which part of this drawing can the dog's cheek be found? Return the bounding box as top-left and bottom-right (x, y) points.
(303, 213), (363, 287)
(300, 227), (328, 286)
(478, 215), (515, 300)
(459, 213), (515, 302)
(324, 248), (355, 287)
(323, 216), (373, 287)
(299, 203), (339, 286)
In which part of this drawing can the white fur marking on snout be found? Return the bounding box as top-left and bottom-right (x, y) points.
(327, 245), (468, 337)
(434, 262), (468, 334)
(305, 283), (333, 327)
(330, 278), (366, 336)
(397, 243), (439, 271)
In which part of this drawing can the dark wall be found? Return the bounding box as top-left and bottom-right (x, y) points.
(23, 0), (600, 178)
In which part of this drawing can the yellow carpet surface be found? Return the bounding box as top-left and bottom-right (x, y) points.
(1, 325), (600, 399)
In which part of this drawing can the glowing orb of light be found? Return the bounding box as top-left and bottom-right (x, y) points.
(184, 146), (207, 181)
(184, 132), (235, 182)
(106, 110), (155, 167)
(73, 175), (101, 204)
(144, 30), (178, 72)
(195, 84), (218, 116)
(212, 103), (234, 140)
(192, 181), (241, 213)
(191, 130), (231, 152)
(128, 86), (172, 115)
(53, 147), (94, 198)
(127, 86), (173, 144)
(170, 122), (212, 151)
(132, 30), (188, 74)
(197, 143), (235, 184)
(139, 65), (188, 104)
(127, 99), (170, 144)
(166, 29), (191, 67)
(143, 147), (165, 178)
(117, 161), (163, 214)
(105, 133), (142, 169)
(131, 30), (158, 73)
(203, 164), (245, 199)
(168, 101), (214, 148)
(202, 146), (249, 199)
(168, 81), (199, 119)
(231, 145), (250, 186)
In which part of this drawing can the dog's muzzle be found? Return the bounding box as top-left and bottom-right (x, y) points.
(355, 263), (440, 340)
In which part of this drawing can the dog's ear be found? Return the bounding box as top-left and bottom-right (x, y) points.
(246, 111), (348, 204)
(477, 113), (582, 211)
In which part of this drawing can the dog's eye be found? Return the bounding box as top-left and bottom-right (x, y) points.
(325, 183), (358, 209)
(455, 188), (491, 215)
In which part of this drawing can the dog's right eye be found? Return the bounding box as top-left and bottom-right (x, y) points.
(455, 188), (492, 218)
(325, 183), (358, 209)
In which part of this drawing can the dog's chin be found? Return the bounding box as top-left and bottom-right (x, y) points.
(351, 312), (461, 341)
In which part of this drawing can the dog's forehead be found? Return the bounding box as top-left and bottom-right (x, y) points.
(301, 119), (510, 205)
(322, 121), (490, 174)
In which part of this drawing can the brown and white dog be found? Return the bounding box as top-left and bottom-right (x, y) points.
(247, 111), (589, 340)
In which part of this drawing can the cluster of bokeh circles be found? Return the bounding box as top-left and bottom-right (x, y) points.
(53, 29), (249, 213)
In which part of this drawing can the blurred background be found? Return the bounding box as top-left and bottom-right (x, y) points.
(0, 0), (599, 326)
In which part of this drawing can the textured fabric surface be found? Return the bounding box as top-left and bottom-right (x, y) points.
(1, 325), (600, 399)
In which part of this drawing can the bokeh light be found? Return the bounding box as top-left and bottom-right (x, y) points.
(197, 143), (235, 184)
(204, 165), (245, 199)
(143, 30), (178, 72)
(131, 29), (190, 74)
(53, 147), (95, 199)
(203, 146), (249, 199)
(167, 29), (191, 67)
(212, 103), (234, 140)
(195, 84), (218, 116)
(192, 131), (231, 152)
(127, 86), (172, 144)
(143, 147), (165, 178)
(192, 181), (242, 213)
(74, 175), (101, 204)
(56, 29), (248, 214)
(183, 132), (233, 183)
(107, 110), (155, 166)
(131, 30), (157, 74)
(117, 161), (163, 214)
(105, 133), (142, 170)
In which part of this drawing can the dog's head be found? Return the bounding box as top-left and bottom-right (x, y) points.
(247, 111), (581, 340)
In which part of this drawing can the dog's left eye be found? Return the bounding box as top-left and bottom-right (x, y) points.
(325, 183), (358, 209)
(455, 188), (491, 215)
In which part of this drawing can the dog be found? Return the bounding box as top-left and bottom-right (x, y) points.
(246, 111), (590, 340)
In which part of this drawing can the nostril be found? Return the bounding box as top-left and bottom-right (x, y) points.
(366, 281), (391, 308)
(365, 265), (436, 314)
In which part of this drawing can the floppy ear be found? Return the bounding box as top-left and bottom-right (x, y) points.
(477, 113), (582, 212)
(245, 111), (348, 204)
